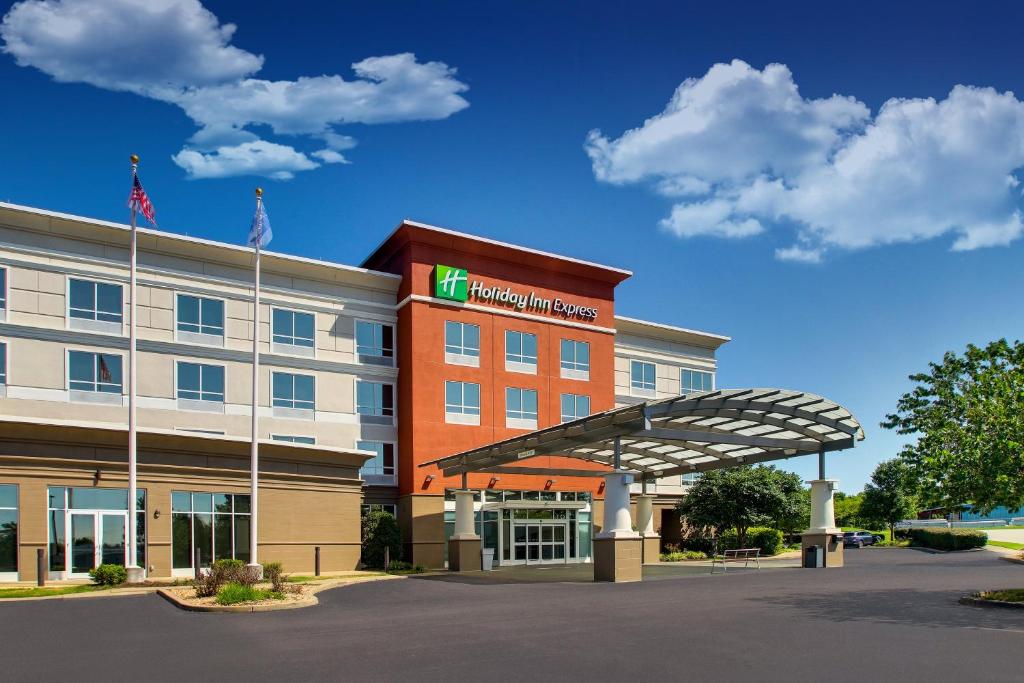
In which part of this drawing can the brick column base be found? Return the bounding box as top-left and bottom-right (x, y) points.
(448, 537), (482, 572)
(593, 536), (642, 582)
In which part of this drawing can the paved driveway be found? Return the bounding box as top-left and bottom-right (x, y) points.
(2, 549), (1022, 682)
(983, 528), (1024, 544)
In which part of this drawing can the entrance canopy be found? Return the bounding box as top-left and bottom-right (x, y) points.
(423, 388), (864, 480)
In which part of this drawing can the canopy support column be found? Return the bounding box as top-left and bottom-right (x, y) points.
(636, 489), (660, 564)
(802, 449), (843, 568)
(448, 489), (481, 572)
(594, 438), (642, 582)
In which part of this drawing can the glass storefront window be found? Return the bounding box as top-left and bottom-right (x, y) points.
(171, 491), (251, 571)
(0, 484), (17, 574)
(47, 486), (146, 574)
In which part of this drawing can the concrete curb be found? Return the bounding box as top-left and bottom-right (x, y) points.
(959, 593), (1024, 610)
(157, 588), (319, 613)
(998, 556), (1024, 565)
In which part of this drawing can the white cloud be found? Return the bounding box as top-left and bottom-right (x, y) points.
(587, 60), (1024, 260)
(171, 140), (318, 180)
(1, 0), (469, 179)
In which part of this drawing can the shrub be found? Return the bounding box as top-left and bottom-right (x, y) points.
(909, 528), (987, 551)
(89, 563), (127, 586)
(215, 582), (284, 606)
(659, 550), (708, 562)
(193, 558), (259, 597)
(361, 511), (402, 569)
(385, 561), (426, 574)
(719, 527), (784, 556)
(263, 561), (287, 592)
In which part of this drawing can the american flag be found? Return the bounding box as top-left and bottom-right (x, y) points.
(128, 175), (157, 226)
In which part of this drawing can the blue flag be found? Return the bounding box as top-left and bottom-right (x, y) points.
(248, 203), (273, 248)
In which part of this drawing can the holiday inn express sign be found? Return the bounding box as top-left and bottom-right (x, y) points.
(434, 264), (599, 321)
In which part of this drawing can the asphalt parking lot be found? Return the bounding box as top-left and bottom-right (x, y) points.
(2, 549), (1022, 682)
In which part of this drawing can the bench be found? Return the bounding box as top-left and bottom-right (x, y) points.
(710, 548), (760, 574)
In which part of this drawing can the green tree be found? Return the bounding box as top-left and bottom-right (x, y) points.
(834, 492), (864, 527)
(770, 471), (810, 539)
(361, 511), (402, 569)
(882, 339), (1024, 515)
(860, 459), (918, 541)
(677, 465), (802, 548)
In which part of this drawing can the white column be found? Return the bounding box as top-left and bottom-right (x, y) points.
(598, 472), (638, 538)
(807, 479), (839, 532)
(452, 490), (479, 539)
(636, 494), (656, 536)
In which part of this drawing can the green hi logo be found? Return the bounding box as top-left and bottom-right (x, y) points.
(435, 265), (468, 302)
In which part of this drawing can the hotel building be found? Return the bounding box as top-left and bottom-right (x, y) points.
(0, 202), (727, 581)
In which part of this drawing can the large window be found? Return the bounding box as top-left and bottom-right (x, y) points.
(445, 321), (480, 365)
(361, 503), (397, 517)
(560, 393), (590, 423)
(506, 387), (538, 427)
(681, 369), (714, 393)
(69, 278), (122, 332)
(505, 330), (537, 371)
(176, 294), (224, 342)
(630, 360), (656, 396)
(0, 267), (6, 318)
(358, 440), (396, 484)
(560, 339), (590, 379)
(356, 380), (394, 424)
(272, 308), (315, 352)
(0, 342), (6, 386)
(445, 380), (480, 424)
(0, 484), (17, 577)
(171, 491), (250, 573)
(355, 320), (394, 366)
(68, 350), (122, 396)
(176, 361), (225, 406)
(273, 372), (315, 413)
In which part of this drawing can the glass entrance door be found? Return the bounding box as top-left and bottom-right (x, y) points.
(68, 512), (128, 577)
(513, 522), (568, 565)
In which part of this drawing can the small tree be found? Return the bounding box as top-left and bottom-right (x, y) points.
(860, 459), (918, 541)
(834, 492), (865, 528)
(677, 465), (798, 548)
(361, 510), (402, 569)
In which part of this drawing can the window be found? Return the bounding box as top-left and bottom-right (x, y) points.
(272, 434), (315, 444)
(631, 360), (656, 396)
(176, 294), (224, 341)
(560, 339), (590, 379)
(272, 372), (315, 413)
(361, 503), (397, 517)
(0, 267), (6, 318)
(176, 361), (225, 405)
(506, 387), (538, 427)
(681, 369), (714, 393)
(355, 320), (394, 365)
(171, 491), (250, 574)
(445, 321), (480, 365)
(505, 330), (537, 371)
(0, 484), (17, 577)
(560, 393), (590, 422)
(445, 380), (480, 424)
(358, 440), (396, 483)
(68, 350), (122, 396)
(356, 380), (394, 424)
(272, 308), (315, 352)
(68, 278), (122, 332)
(0, 342), (6, 386)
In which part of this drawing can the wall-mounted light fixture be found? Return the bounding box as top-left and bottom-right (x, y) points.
(153, 509), (161, 519)
(544, 479), (556, 490)
(93, 469), (101, 485)
(488, 476), (501, 488)
(424, 474), (435, 484)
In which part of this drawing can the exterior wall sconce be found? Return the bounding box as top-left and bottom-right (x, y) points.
(424, 474), (435, 485)
(488, 476), (501, 487)
(544, 479), (556, 490)
(153, 509), (161, 519)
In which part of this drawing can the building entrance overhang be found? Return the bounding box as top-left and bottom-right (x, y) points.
(421, 388), (864, 480)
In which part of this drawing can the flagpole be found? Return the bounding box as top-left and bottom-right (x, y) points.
(126, 154), (142, 583)
(248, 187), (263, 577)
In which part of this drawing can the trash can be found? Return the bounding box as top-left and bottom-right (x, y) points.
(481, 548), (495, 571)
(803, 545), (823, 568)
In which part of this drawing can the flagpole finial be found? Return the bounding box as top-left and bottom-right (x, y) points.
(255, 187), (263, 198)
(130, 154), (139, 165)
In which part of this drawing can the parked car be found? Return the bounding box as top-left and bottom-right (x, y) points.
(843, 531), (883, 547)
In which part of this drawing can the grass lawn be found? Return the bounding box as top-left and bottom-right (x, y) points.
(987, 540), (1024, 551)
(978, 525), (1024, 530)
(0, 585), (108, 599)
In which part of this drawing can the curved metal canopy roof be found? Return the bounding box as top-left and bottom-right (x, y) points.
(423, 388), (864, 479)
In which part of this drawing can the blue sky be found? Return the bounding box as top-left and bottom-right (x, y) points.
(2, 1), (1023, 491)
